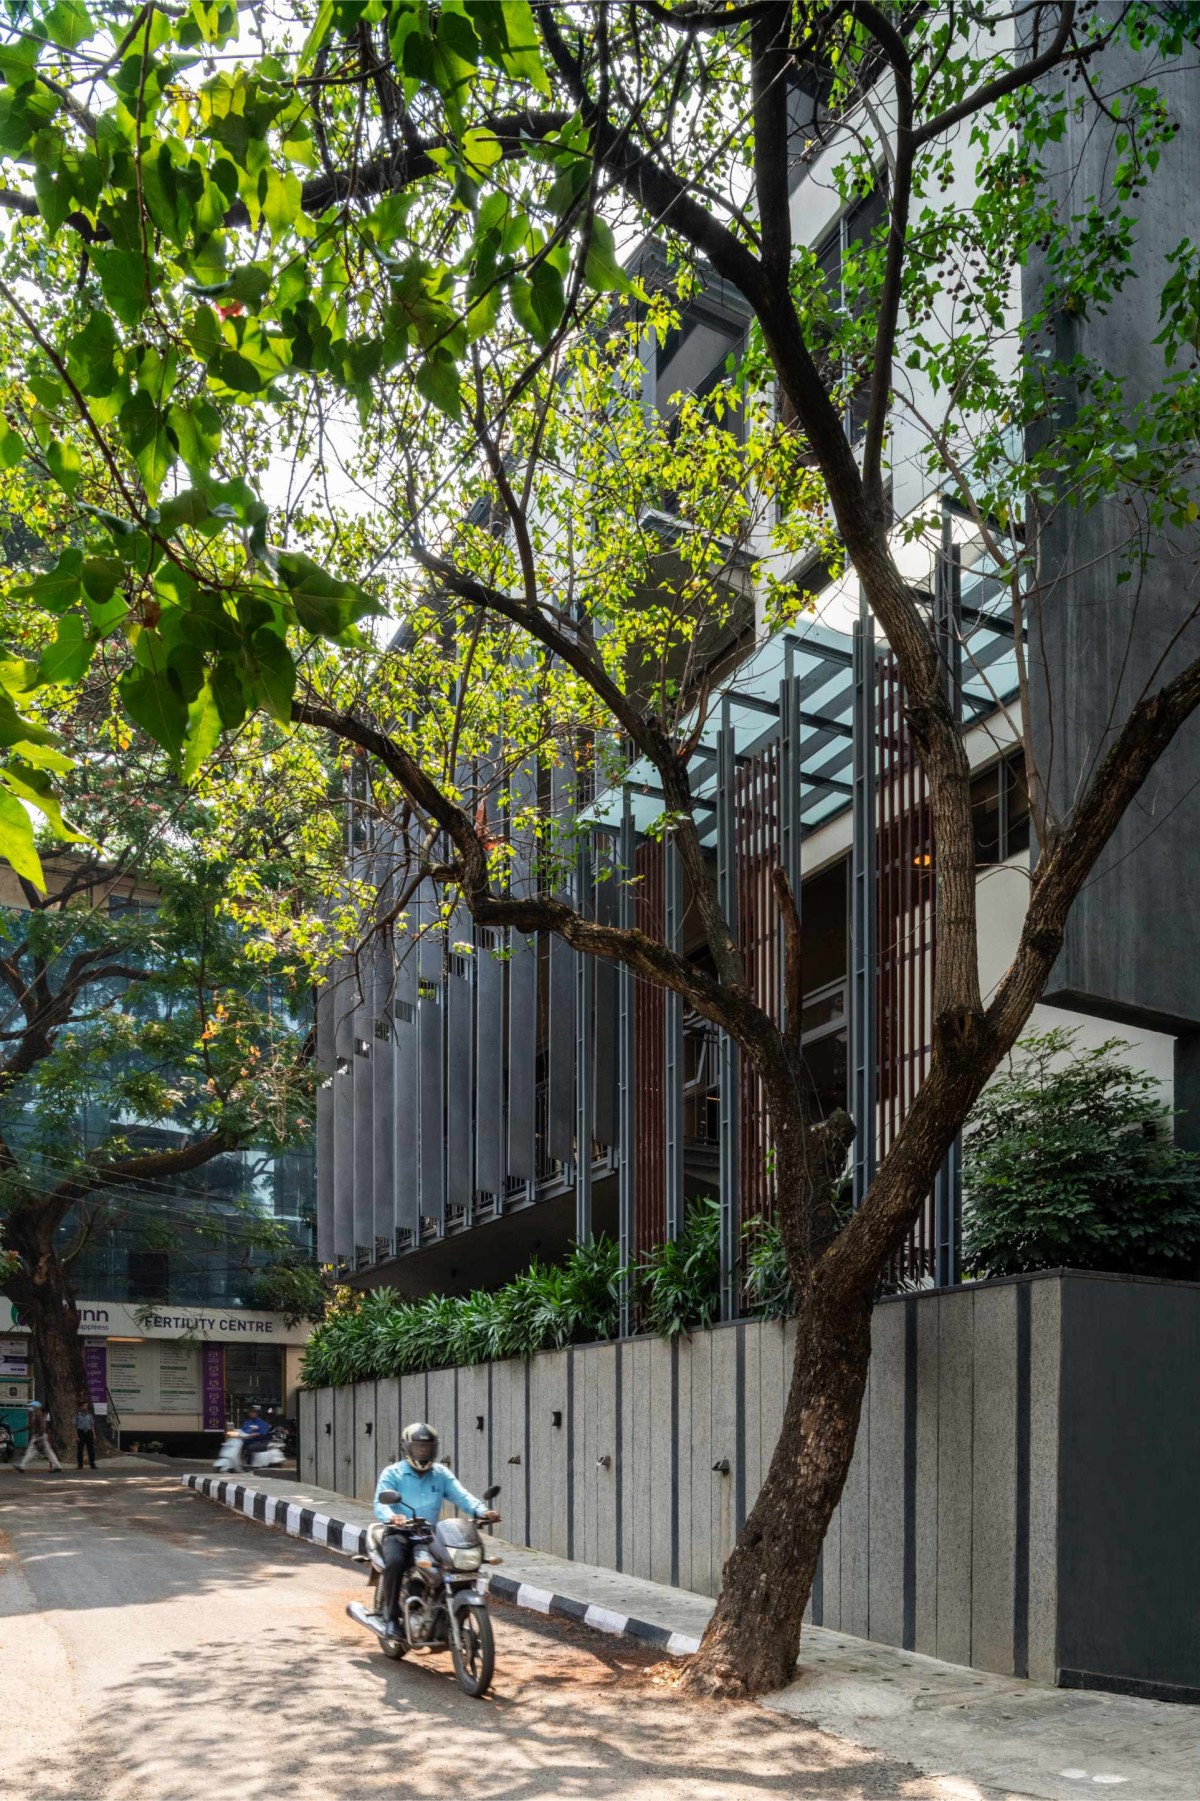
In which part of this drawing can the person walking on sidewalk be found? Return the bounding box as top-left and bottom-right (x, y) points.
(17, 1402), (61, 1471)
(74, 1395), (97, 1470)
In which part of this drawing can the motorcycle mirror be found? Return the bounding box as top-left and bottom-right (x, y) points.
(377, 1489), (402, 1504)
(483, 1485), (501, 1502)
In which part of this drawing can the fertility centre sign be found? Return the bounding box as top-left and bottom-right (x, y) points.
(3, 1299), (311, 1345)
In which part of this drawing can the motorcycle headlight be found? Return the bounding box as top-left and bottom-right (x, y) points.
(448, 1545), (483, 1572)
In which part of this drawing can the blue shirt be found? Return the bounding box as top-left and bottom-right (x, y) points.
(241, 1416), (271, 1439)
(373, 1459), (487, 1526)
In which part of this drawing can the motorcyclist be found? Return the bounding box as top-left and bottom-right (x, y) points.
(237, 1406), (272, 1470)
(373, 1422), (500, 1639)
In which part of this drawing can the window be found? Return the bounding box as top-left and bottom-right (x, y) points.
(971, 754), (1031, 865)
(128, 1250), (169, 1302)
(804, 185), (888, 444)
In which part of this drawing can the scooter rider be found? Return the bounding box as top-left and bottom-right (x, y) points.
(374, 1422), (500, 1639)
(238, 1406), (272, 1470)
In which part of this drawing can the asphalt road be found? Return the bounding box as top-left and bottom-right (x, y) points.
(0, 1469), (970, 1801)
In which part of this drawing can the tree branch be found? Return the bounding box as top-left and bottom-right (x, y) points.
(911, 3), (1077, 149)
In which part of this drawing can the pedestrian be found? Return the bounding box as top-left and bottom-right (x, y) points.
(74, 1394), (97, 1470)
(17, 1401), (61, 1471)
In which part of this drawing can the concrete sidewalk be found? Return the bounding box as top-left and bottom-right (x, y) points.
(182, 1471), (1200, 1801)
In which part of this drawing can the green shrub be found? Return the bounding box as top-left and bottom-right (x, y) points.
(963, 1030), (1200, 1279)
(632, 1196), (721, 1338)
(742, 1217), (798, 1320)
(299, 1204), (807, 1388)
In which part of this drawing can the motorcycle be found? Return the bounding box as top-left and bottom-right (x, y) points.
(211, 1427), (288, 1475)
(0, 1420), (13, 1464)
(347, 1483), (502, 1697)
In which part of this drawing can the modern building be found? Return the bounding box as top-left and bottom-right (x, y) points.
(313, 37), (1199, 1314)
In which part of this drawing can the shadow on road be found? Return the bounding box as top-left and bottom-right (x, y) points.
(3, 1474), (958, 1801)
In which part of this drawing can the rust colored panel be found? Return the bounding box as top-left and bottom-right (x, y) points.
(633, 839), (666, 1257)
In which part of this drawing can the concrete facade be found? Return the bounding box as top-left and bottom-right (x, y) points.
(300, 1270), (1200, 1701)
(1026, 45), (1200, 1038)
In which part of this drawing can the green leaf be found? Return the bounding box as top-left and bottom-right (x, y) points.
(262, 168), (301, 242)
(413, 350), (464, 421)
(157, 487), (212, 532)
(184, 303), (226, 362)
(208, 349), (272, 395)
(248, 628), (295, 722)
(583, 217), (631, 296)
(274, 551), (384, 637)
(0, 691), (52, 747)
(0, 760), (79, 841)
(119, 390), (174, 501)
(82, 555), (123, 603)
(35, 615), (94, 686)
(0, 790), (44, 890)
(429, 0), (479, 129)
(167, 397), (222, 473)
(509, 260), (565, 347)
(42, 0), (93, 51)
(300, 0), (333, 62)
(183, 679), (222, 782)
(467, 0), (550, 95)
(119, 666), (188, 761)
(45, 437), (82, 498)
(0, 419), (24, 470)
(65, 312), (120, 398)
(93, 247), (153, 328)
(210, 656), (247, 729)
(12, 548), (83, 614)
(224, 262), (272, 310)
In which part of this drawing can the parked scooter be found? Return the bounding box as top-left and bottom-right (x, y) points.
(211, 1427), (288, 1475)
(0, 1419), (13, 1463)
(347, 1484), (502, 1697)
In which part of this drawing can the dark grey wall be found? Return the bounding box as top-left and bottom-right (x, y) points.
(1057, 1274), (1200, 1701)
(1026, 47), (1200, 1032)
(300, 1272), (1076, 1687)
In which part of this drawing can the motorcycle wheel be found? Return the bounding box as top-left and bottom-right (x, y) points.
(450, 1602), (494, 1698)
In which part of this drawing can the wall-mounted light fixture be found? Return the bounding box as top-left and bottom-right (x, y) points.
(712, 1458), (731, 1475)
(551, 1410), (562, 1429)
(476, 1415), (485, 1431)
(597, 1453), (612, 1470)
(508, 1453), (521, 1465)
(324, 1422), (332, 1436)
(364, 1421), (373, 1436)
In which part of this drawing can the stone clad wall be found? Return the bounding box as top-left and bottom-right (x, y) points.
(297, 1271), (1200, 1696)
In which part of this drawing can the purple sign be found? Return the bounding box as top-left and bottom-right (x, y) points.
(202, 1344), (225, 1430)
(82, 1342), (106, 1405)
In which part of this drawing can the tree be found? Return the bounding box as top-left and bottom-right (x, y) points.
(0, 478), (317, 1446)
(1, 0), (1199, 1692)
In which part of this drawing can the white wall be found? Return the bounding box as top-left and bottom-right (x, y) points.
(976, 855), (1176, 1101)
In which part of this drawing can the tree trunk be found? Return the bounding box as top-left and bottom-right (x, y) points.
(5, 1211), (88, 1459)
(682, 1284), (874, 1698)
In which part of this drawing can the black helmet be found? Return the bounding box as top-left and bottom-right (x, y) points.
(401, 1421), (438, 1470)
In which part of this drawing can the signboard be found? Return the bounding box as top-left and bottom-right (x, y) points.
(2, 1298), (311, 1345)
(0, 1337), (28, 1381)
(82, 1342), (107, 1407)
(158, 1343), (201, 1415)
(202, 1344), (225, 1430)
(106, 1341), (206, 1416)
(108, 1341), (157, 1414)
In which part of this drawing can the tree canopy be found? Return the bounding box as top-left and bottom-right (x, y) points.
(4, 0), (1200, 1695)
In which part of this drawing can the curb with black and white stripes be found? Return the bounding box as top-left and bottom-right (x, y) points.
(180, 1473), (700, 1656)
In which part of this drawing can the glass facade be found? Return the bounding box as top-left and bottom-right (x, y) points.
(65, 1144), (314, 1308)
